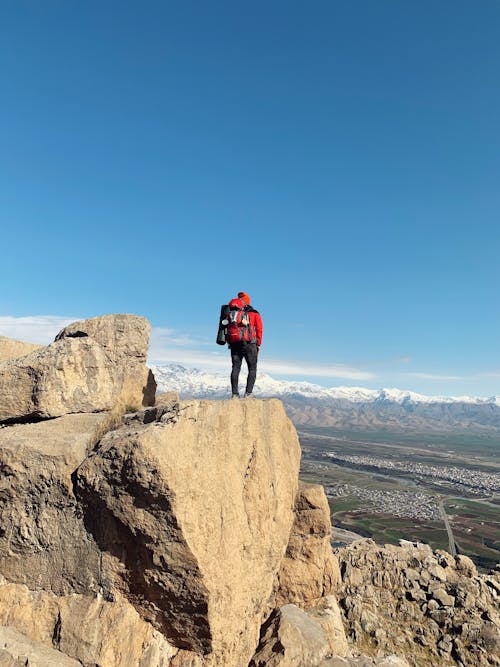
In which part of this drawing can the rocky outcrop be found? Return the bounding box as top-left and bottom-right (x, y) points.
(0, 314), (155, 423)
(0, 391), (306, 666)
(0, 336), (42, 362)
(336, 539), (500, 667)
(250, 597), (349, 666)
(273, 481), (341, 609)
(76, 398), (301, 666)
(0, 577), (181, 666)
(0, 413), (106, 593)
(1, 316), (445, 667)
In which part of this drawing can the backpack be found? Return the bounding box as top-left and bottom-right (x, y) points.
(216, 304), (229, 345)
(225, 298), (256, 344)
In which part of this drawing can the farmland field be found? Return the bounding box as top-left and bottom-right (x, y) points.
(298, 427), (500, 571)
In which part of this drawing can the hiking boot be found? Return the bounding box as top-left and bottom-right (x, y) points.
(244, 393), (255, 399)
(231, 393), (240, 399)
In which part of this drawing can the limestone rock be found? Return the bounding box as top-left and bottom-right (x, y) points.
(0, 579), (181, 667)
(0, 414), (107, 594)
(0, 336), (42, 362)
(0, 626), (80, 667)
(336, 539), (500, 667)
(274, 482), (341, 609)
(249, 597), (371, 666)
(0, 314), (155, 422)
(455, 554), (478, 577)
(76, 398), (301, 667)
(321, 656), (410, 666)
(250, 603), (336, 667)
(309, 596), (350, 657)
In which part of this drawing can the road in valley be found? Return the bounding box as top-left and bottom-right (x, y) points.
(438, 499), (457, 556)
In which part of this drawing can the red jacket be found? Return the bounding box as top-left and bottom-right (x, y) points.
(248, 308), (263, 347)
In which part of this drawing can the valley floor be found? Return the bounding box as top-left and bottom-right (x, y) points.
(298, 427), (500, 571)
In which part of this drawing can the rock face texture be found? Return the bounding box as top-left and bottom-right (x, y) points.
(0, 625), (81, 667)
(273, 481), (341, 609)
(0, 336), (42, 362)
(0, 314), (155, 422)
(336, 539), (500, 667)
(76, 399), (301, 666)
(0, 413), (106, 593)
(251, 597), (349, 667)
(0, 577), (179, 667)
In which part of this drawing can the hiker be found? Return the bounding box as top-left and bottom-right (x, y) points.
(224, 291), (263, 398)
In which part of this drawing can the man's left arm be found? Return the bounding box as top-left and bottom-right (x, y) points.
(255, 312), (263, 348)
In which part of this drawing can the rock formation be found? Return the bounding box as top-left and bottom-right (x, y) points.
(0, 336), (42, 362)
(336, 539), (500, 667)
(0, 314), (155, 423)
(0, 314), (497, 666)
(76, 398), (301, 666)
(273, 482), (341, 609)
(0, 413), (106, 593)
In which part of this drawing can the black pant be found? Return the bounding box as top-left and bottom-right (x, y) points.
(230, 342), (258, 395)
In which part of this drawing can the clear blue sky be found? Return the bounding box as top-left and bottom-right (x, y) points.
(1, 1), (499, 397)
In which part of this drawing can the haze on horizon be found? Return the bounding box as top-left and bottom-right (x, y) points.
(1, 2), (499, 398)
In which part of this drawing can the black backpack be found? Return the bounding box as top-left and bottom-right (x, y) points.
(216, 304), (229, 345)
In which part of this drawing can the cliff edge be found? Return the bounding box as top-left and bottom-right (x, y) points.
(0, 315), (495, 666)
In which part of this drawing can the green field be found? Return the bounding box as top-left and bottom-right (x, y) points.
(299, 428), (500, 571)
(299, 425), (500, 470)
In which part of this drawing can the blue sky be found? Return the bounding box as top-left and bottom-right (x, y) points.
(1, 1), (499, 397)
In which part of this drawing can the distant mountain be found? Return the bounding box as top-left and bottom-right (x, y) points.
(151, 364), (500, 435)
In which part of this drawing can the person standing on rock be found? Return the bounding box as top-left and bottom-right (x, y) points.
(223, 292), (263, 398)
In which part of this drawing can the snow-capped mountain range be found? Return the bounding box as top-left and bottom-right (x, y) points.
(151, 363), (500, 407)
(151, 364), (500, 434)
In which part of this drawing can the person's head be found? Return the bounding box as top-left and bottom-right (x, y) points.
(238, 291), (251, 305)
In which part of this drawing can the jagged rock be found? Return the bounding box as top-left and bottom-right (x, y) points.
(0, 314), (155, 422)
(122, 401), (180, 426)
(432, 588), (455, 607)
(0, 414), (107, 593)
(249, 596), (350, 666)
(455, 554), (478, 577)
(321, 657), (410, 666)
(0, 336), (42, 362)
(0, 625), (81, 666)
(311, 596), (350, 657)
(336, 539), (500, 667)
(0, 579), (181, 666)
(273, 481), (341, 609)
(76, 398), (301, 667)
(250, 603), (336, 666)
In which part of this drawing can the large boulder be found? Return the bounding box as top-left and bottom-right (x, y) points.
(76, 398), (301, 667)
(0, 336), (42, 362)
(0, 414), (107, 593)
(250, 598), (349, 667)
(0, 314), (155, 423)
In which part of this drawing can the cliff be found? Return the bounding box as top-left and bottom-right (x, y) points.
(0, 315), (497, 666)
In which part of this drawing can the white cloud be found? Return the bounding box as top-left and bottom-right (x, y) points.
(148, 342), (229, 370)
(407, 372), (462, 381)
(260, 359), (374, 380)
(0, 315), (77, 344)
(148, 326), (375, 380)
(150, 327), (204, 350)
